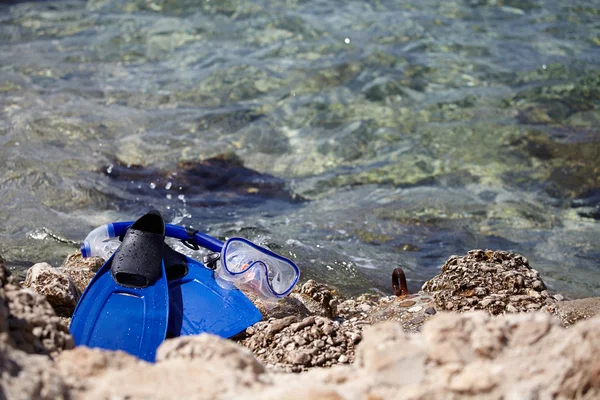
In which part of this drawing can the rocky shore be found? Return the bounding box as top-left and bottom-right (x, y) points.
(2, 249), (600, 399)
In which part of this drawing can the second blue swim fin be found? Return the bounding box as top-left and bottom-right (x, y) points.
(164, 246), (262, 338)
(70, 211), (169, 362)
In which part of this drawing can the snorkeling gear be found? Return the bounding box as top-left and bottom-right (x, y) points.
(81, 221), (300, 300)
(69, 211), (169, 362)
(72, 211), (265, 361)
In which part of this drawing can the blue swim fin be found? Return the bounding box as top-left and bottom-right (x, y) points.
(164, 246), (262, 338)
(70, 211), (169, 362)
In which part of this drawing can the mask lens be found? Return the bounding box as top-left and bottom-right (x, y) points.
(222, 238), (298, 295)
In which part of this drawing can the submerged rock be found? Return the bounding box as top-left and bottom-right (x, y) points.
(102, 152), (303, 207)
(571, 188), (600, 220)
(422, 249), (554, 314)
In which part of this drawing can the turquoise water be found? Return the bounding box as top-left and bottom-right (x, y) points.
(0, 0), (599, 297)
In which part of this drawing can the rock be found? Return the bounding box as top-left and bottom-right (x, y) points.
(46, 311), (600, 400)
(546, 297), (600, 326)
(424, 307), (437, 315)
(422, 250), (555, 314)
(0, 342), (70, 400)
(0, 258), (73, 356)
(101, 154), (303, 210)
(408, 305), (423, 313)
(58, 252), (103, 293)
(288, 280), (342, 318)
(355, 321), (426, 388)
(360, 293), (438, 333)
(55, 347), (142, 395)
(267, 316), (298, 337)
(239, 315), (362, 371)
(157, 334), (265, 376)
(288, 350), (311, 366)
(398, 300), (416, 307)
(23, 263), (81, 317)
(0, 256), (72, 399)
(241, 291), (313, 320)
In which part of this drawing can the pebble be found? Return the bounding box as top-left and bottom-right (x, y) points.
(289, 351), (311, 366)
(293, 335), (306, 346)
(409, 316), (425, 325)
(424, 307), (437, 315)
(398, 301), (416, 308)
(408, 306), (423, 313)
(357, 304), (372, 312)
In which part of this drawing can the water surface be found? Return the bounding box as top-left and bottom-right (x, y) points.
(1, 0), (599, 297)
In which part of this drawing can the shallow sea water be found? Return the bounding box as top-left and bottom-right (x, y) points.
(0, 0), (599, 297)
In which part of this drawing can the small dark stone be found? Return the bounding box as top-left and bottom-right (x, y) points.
(424, 307), (437, 315)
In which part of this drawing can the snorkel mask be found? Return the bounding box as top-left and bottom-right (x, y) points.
(81, 221), (300, 300)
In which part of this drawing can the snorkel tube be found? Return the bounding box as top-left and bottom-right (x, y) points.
(81, 221), (224, 258)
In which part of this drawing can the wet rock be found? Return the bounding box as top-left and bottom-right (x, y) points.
(422, 249), (555, 314)
(398, 300), (416, 307)
(571, 188), (600, 220)
(58, 252), (103, 293)
(23, 263), (81, 317)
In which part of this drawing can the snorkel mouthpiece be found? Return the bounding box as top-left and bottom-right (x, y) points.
(81, 224), (120, 260)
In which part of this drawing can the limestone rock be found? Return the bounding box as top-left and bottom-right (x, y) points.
(0, 342), (69, 400)
(58, 252), (103, 293)
(355, 321), (426, 387)
(157, 334), (265, 376)
(546, 297), (600, 326)
(240, 291), (313, 320)
(80, 335), (268, 400)
(399, 312), (600, 400)
(288, 280), (343, 318)
(341, 292), (436, 333)
(44, 311), (600, 400)
(422, 249), (554, 314)
(54, 347), (141, 396)
(239, 314), (362, 371)
(0, 256), (71, 399)
(0, 258), (73, 356)
(24, 263), (81, 317)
